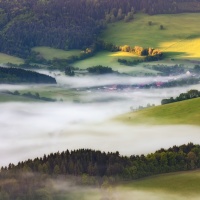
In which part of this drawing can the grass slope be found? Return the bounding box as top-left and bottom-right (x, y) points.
(101, 13), (200, 59)
(117, 97), (200, 126)
(0, 93), (42, 102)
(72, 51), (159, 75)
(32, 46), (82, 60)
(125, 170), (200, 196)
(0, 53), (24, 65)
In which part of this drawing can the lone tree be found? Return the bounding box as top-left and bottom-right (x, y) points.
(160, 25), (164, 30)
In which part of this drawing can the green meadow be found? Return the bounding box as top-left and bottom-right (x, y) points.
(117, 98), (200, 126)
(72, 51), (159, 75)
(0, 53), (24, 65)
(101, 13), (200, 59)
(32, 46), (82, 60)
(124, 170), (200, 196)
(0, 93), (42, 102)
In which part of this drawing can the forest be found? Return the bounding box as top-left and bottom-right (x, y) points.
(0, 143), (200, 199)
(0, 0), (200, 57)
(0, 67), (56, 84)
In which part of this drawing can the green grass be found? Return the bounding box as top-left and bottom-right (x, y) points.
(116, 98), (200, 126)
(101, 13), (200, 59)
(32, 46), (82, 60)
(125, 170), (200, 195)
(0, 53), (24, 64)
(17, 85), (83, 102)
(72, 51), (159, 75)
(0, 93), (42, 102)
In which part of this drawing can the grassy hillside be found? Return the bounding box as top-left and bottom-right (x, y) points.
(32, 46), (82, 60)
(116, 97), (200, 125)
(0, 93), (42, 102)
(72, 51), (159, 75)
(125, 170), (200, 195)
(101, 13), (200, 59)
(0, 53), (24, 65)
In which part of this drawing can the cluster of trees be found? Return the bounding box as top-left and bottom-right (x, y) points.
(117, 46), (163, 66)
(145, 64), (185, 76)
(120, 45), (162, 57)
(0, 67), (56, 84)
(161, 89), (200, 105)
(1, 143), (200, 194)
(0, 0), (200, 57)
(87, 65), (114, 74)
(193, 65), (200, 74)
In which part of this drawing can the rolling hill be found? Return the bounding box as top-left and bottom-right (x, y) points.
(101, 13), (200, 59)
(122, 170), (200, 199)
(116, 97), (200, 126)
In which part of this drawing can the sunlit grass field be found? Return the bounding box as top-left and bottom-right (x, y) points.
(0, 53), (24, 65)
(117, 97), (200, 126)
(101, 13), (200, 59)
(72, 51), (159, 75)
(32, 46), (82, 60)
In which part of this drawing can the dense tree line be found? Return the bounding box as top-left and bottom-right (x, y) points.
(144, 64), (185, 76)
(161, 89), (200, 105)
(0, 0), (200, 57)
(1, 143), (200, 199)
(2, 143), (200, 179)
(0, 67), (56, 84)
(87, 65), (114, 74)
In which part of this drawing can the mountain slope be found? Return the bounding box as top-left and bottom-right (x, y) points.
(116, 97), (200, 125)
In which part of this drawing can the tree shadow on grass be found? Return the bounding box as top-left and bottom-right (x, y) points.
(164, 51), (188, 59)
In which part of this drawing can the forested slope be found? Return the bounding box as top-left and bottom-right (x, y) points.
(0, 0), (200, 57)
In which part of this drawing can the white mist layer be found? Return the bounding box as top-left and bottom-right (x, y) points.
(0, 74), (200, 166)
(0, 101), (200, 166)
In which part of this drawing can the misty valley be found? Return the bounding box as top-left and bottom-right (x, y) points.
(1, 0), (200, 199)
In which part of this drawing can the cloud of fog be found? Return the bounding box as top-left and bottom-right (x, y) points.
(1, 73), (200, 167)
(0, 101), (200, 166)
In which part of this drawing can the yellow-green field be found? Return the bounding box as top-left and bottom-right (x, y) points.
(122, 170), (200, 198)
(101, 13), (200, 59)
(0, 53), (24, 64)
(32, 46), (82, 60)
(116, 98), (200, 126)
(72, 51), (159, 75)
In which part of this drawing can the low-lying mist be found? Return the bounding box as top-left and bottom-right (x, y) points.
(0, 74), (200, 166)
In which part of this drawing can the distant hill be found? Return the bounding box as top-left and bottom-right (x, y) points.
(0, 67), (56, 84)
(116, 97), (200, 125)
(1, 0), (200, 57)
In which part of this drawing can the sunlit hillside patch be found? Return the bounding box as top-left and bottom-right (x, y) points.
(109, 51), (138, 58)
(101, 13), (200, 60)
(161, 38), (200, 59)
(116, 97), (200, 126)
(0, 53), (24, 65)
(32, 46), (82, 60)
